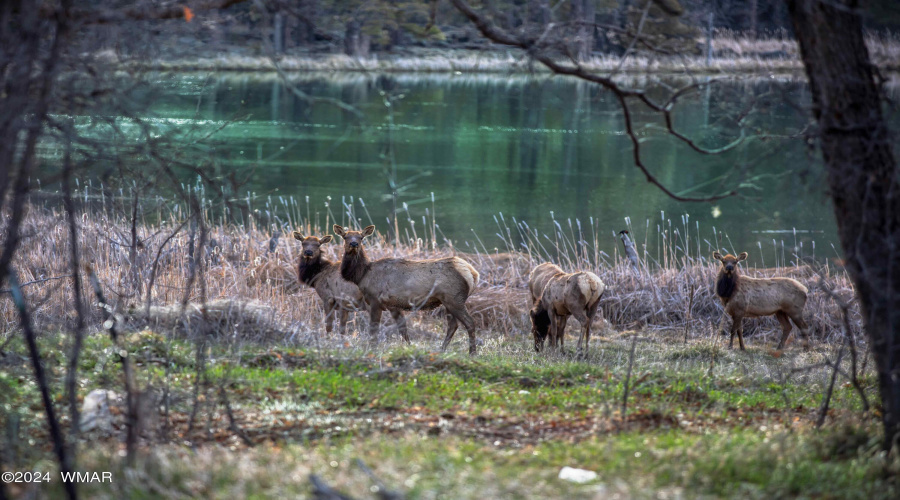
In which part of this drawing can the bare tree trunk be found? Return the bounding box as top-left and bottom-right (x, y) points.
(62, 143), (86, 446)
(749, 0), (758, 38)
(788, 0), (900, 451)
(344, 20), (370, 57)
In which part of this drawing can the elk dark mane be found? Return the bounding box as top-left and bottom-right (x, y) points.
(716, 270), (738, 300)
(340, 246), (371, 284)
(298, 255), (331, 286)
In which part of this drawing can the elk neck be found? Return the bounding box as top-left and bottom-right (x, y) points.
(716, 268), (738, 300)
(340, 245), (371, 284)
(298, 255), (331, 286)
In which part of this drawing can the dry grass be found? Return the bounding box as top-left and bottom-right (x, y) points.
(1, 193), (861, 353)
(126, 33), (900, 74)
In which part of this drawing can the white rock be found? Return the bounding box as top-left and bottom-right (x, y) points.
(518, 390), (531, 395)
(558, 466), (598, 484)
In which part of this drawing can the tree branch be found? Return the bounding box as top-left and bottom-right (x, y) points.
(449, 0), (743, 202)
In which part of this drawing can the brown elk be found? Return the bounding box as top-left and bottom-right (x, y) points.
(529, 264), (605, 353)
(528, 262), (565, 306)
(293, 232), (364, 335)
(333, 225), (482, 354)
(713, 251), (810, 350)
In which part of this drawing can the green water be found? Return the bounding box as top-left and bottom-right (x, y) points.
(59, 72), (900, 266)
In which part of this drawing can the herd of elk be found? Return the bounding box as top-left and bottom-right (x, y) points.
(291, 224), (816, 355)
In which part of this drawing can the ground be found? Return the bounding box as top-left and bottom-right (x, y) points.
(0, 326), (894, 499)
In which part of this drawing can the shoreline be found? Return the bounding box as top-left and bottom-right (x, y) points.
(117, 36), (900, 74)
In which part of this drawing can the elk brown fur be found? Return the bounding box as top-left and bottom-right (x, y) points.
(528, 263), (605, 353)
(292, 232), (364, 335)
(713, 251), (810, 350)
(334, 224), (482, 354)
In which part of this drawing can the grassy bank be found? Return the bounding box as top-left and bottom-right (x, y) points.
(0, 329), (892, 498)
(0, 195), (884, 498)
(122, 34), (900, 74)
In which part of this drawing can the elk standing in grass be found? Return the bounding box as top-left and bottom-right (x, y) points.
(529, 264), (605, 353)
(334, 225), (482, 354)
(293, 232), (364, 335)
(713, 251), (810, 350)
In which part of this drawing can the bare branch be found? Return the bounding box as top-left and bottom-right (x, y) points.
(449, 0), (743, 202)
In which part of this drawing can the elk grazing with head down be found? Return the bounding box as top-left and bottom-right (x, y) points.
(333, 224), (482, 354)
(713, 251), (810, 351)
(528, 263), (605, 353)
(293, 232), (364, 335)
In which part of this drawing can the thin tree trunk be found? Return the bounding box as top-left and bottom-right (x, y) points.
(8, 273), (78, 500)
(62, 143), (86, 445)
(788, 0), (900, 450)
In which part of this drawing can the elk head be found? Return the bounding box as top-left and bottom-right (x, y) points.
(713, 251), (748, 275)
(292, 232), (332, 261)
(333, 224), (375, 255)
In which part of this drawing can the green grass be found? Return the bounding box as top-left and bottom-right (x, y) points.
(0, 328), (893, 499)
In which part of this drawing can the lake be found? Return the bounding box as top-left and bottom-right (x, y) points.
(47, 71), (900, 268)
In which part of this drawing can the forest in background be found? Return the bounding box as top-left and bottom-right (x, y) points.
(85, 0), (900, 61)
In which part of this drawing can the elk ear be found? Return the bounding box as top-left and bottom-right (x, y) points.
(333, 224), (346, 237)
(319, 235), (333, 245)
(712, 251), (723, 261)
(292, 231), (305, 241)
(362, 225), (376, 237)
(737, 252), (748, 262)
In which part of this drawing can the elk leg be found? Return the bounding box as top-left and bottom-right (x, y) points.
(338, 309), (350, 335)
(368, 306), (383, 343)
(390, 309), (411, 344)
(443, 313), (459, 351)
(558, 315), (569, 350)
(792, 315), (811, 351)
(324, 301), (336, 335)
(547, 311), (559, 350)
(445, 304), (478, 355)
(728, 315), (740, 349)
(572, 310), (590, 354)
(775, 311), (792, 350)
(737, 320), (746, 351)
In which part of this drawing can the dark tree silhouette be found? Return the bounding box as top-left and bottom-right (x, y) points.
(787, 0), (899, 451)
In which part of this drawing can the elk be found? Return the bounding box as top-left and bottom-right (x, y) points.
(528, 262), (565, 306)
(529, 264), (605, 353)
(713, 251), (810, 350)
(333, 224), (482, 354)
(293, 232), (364, 335)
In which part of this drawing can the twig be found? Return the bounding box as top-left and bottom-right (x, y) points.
(8, 272), (78, 500)
(815, 270), (869, 411)
(355, 459), (405, 500)
(817, 343), (846, 429)
(309, 474), (357, 500)
(0, 274), (73, 294)
(87, 268), (138, 467)
(218, 385), (253, 447)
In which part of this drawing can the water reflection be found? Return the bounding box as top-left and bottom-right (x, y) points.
(68, 72), (900, 265)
